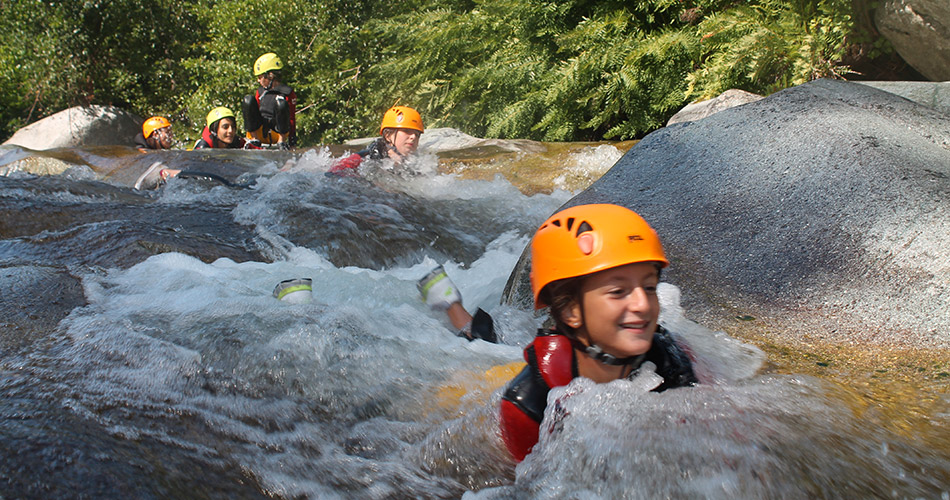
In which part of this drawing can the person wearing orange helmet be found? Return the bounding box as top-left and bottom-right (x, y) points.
(419, 204), (698, 461)
(134, 116), (174, 152)
(242, 52), (297, 150)
(328, 105), (424, 176)
(498, 204), (697, 461)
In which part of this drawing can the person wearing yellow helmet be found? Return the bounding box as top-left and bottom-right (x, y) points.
(242, 52), (297, 150)
(328, 105), (424, 176)
(134, 116), (174, 152)
(193, 106), (256, 149)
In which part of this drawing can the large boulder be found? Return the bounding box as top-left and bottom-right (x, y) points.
(504, 79), (950, 349)
(2, 105), (142, 150)
(875, 0), (950, 81)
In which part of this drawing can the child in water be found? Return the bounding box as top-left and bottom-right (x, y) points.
(193, 107), (250, 150)
(328, 105), (423, 176)
(134, 116), (174, 152)
(417, 204), (697, 461)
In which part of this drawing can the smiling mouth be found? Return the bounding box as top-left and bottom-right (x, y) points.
(620, 321), (649, 331)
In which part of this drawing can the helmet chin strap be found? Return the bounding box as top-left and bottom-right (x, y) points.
(568, 337), (646, 366)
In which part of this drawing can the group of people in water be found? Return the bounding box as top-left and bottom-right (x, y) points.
(137, 52), (697, 464)
(134, 51), (423, 186)
(135, 52), (297, 153)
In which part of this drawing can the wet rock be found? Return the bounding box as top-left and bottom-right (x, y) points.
(0, 266), (85, 354)
(505, 79), (950, 348)
(666, 89), (764, 126)
(875, 0), (950, 81)
(2, 105), (142, 150)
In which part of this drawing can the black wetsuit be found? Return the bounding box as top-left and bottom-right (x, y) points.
(134, 132), (154, 150)
(327, 137), (394, 175)
(242, 83), (297, 145)
(499, 326), (697, 460)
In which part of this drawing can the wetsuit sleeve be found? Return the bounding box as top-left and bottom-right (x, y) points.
(648, 327), (699, 391)
(327, 153), (363, 176)
(193, 139), (209, 149)
(469, 308), (497, 343)
(499, 363), (546, 461)
(134, 132), (150, 151)
(288, 89), (297, 144)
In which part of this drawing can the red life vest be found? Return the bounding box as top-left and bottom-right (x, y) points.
(195, 126), (250, 149)
(498, 332), (574, 461)
(498, 327), (698, 462)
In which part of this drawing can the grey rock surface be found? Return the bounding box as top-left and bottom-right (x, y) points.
(505, 79), (950, 348)
(667, 89), (764, 126)
(3, 105), (142, 150)
(875, 0), (950, 81)
(856, 80), (950, 115)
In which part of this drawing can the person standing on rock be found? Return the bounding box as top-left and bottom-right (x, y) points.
(242, 52), (297, 150)
(134, 116), (174, 152)
(327, 105), (423, 176)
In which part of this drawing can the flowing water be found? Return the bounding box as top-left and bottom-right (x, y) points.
(0, 140), (947, 499)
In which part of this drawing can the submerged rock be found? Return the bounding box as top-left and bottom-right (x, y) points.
(505, 79), (950, 348)
(0, 266), (85, 354)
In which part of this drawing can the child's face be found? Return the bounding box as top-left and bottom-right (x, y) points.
(569, 262), (660, 358)
(216, 118), (236, 144)
(390, 128), (420, 157)
(258, 73), (275, 88)
(154, 127), (173, 149)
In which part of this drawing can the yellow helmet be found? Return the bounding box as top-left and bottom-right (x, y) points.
(206, 107), (235, 127)
(142, 116), (171, 138)
(530, 204), (668, 309)
(379, 106), (424, 135)
(254, 53), (283, 76)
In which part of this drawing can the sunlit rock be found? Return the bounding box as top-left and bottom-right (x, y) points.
(505, 79), (950, 348)
(2, 105), (142, 150)
(666, 89), (763, 126)
(856, 80), (950, 115)
(874, 0), (950, 81)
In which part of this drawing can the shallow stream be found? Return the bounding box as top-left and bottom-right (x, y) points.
(0, 140), (947, 498)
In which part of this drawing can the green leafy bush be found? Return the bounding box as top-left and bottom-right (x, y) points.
(0, 0), (882, 144)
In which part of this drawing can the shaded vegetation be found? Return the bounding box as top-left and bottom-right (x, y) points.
(0, 0), (915, 145)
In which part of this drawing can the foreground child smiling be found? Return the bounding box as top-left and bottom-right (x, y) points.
(498, 204), (698, 461)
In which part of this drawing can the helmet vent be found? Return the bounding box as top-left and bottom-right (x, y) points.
(566, 217), (575, 231)
(575, 221), (592, 236)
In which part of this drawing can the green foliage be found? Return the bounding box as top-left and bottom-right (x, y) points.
(686, 0), (855, 100)
(0, 0), (878, 144)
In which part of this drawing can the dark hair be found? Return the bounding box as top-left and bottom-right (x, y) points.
(541, 276), (585, 336)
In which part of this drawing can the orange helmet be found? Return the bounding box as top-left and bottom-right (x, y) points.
(530, 204), (668, 308)
(142, 116), (171, 138)
(379, 106), (424, 135)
